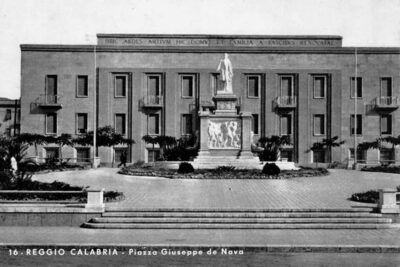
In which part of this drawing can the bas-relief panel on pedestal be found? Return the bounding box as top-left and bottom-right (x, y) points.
(208, 119), (241, 149)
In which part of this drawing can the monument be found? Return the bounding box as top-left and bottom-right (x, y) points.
(193, 54), (262, 169)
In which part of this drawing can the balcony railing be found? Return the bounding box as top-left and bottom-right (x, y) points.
(372, 96), (399, 111)
(36, 94), (62, 109)
(274, 96), (297, 109)
(140, 95), (163, 108)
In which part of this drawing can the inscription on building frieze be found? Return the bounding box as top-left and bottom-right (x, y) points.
(98, 36), (341, 48)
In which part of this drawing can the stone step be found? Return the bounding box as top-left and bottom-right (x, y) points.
(104, 207), (374, 213)
(91, 217), (391, 224)
(82, 222), (400, 229)
(101, 212), (382, 218)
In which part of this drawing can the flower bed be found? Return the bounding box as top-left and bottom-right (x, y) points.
(119, 165), (329, 179)
(18, 161), (89, 173)
(350, 186), (400, 204)
(0, 171), (124, 202)
(361, 165), (400, 174)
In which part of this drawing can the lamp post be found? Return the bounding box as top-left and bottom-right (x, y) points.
(93, 44), (97, 167)
(353, 47), (358, 169)
(86, 34), (97, 168)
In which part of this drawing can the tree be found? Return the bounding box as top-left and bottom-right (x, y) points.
(257, 135), (292, 161)
(0, 136), (28, 164)
(142, 135), (177, 161)
(310, 136), (345, 164)
(142, 135), (158, 152)
(75, 126), (135, 166)
(380, 135), (400, 149)
(358, 136), (400, 165)
(155, 136), (176, 160)
(54, 134), (73, 163)
(17, 133), (47, 158)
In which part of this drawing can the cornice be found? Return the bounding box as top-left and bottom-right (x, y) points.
(20, 44), (400, 54)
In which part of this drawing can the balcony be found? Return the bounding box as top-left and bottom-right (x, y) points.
(274, 96), (297, 110)
(139, 95), (163, 109)
(35, 94), (62, 109)
(372, 97), (399, 112)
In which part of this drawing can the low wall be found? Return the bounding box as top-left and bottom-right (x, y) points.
(0, 206), (102, 226)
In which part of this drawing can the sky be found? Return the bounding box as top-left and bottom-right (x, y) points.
(0, 0), (399, 99)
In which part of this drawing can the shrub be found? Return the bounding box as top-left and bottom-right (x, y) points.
(262, 163), (280, 175)
(177, 162), (194, 174)
(131, 160), (145, 168)
(163, 135), (198, 161)
(361, 165), (400, 174)
(328, 161), (346, 169)
(214, 166), (236, 173)
(350, 190), (379, 203)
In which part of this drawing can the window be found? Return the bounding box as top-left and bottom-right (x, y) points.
(313, 114), (325, 135)
(280, 76), (294, 97)
(181, 114), (193, 135)
(313, 76), (326, 98)
(45, 75), (57, 96)
(381, 77), (392, 97)
(252, 114), (259, 134)
(247, 75), (260, 98)
(349, 148), (367, 163)
(381, 114), (392, 135)
(313, 150), (325, 163)
(147, 75), (161, 96)
(350, 114), (362, 135)
(45, 147), (59, 159)
(380, 148), (395, 164)
(181, 75), (194, 98)
(350, 77), (362, 98)
(114, 75), (127, 97)
(76, 148), (90, 162)
(45, 113), (57, 134)
(147, 149), (160, 162)
(148, 113), (160, 135)
(76, 75), (88, 97)
(211, 73), (223, 94)
(76, 113), (88, 134)
(115, 114), (126, 135)
(5, 109), (11, 121)
(280, 114), (292, 135)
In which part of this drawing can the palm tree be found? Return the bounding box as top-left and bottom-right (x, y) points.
(142, 135), (158, 151)
(311, 136), (345, 164)
(75, 126), (135, 166)
(54, 134), (73, 163)
(17, 133), (47, 159)
(142, 135), (177, 161)
(257, 135), (291, 161)
(155, 136), (176, 160)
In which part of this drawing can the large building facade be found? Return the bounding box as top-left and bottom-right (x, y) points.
(20, 34), (400, 166)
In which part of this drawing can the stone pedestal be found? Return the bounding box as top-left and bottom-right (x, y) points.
(378, 188), (400, 214)
(213, 94), (238, 115)
(239, 111), (253, 159)
(198, 110), (211, 157)
(194, 93), (260, 169)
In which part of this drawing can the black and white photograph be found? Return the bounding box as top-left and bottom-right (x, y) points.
(0, 0), (399, 266)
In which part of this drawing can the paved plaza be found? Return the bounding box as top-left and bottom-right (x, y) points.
(33, 169), (400, 209)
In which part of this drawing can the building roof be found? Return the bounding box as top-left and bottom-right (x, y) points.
(20, 33), (400, 54)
